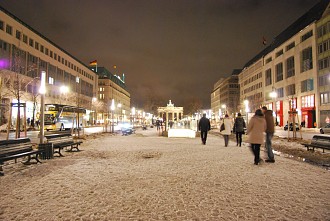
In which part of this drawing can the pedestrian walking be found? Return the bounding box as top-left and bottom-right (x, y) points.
(36, 119), (40, 128)
(198, 113), (211, 145)
(234, 113), (246, 147)
(246, 109), (266, 165)
(156, 120), (160, 131)
(261, 106), (275, 163)
(221, 114), (233, 147)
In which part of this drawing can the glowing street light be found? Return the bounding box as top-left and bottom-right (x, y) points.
(91, 97), (97, 125)
(117, 103), (122, 123)
(270, 91), (277, 98)
(270, 90), (278, 125)
(221, 104), (227, 115)
(39, 71), (46, 144)
(60, 85), (69, 94)
(131, 107), (136, 127)
(244, 99), (250, 113)
(111, 99), (115, 133)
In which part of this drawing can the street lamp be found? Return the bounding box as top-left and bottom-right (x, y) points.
(117, 103), (122, 123)
(221, 104), (227, 115)
(122, 109), (126, 122)
(244, 99), (249, 126)
(111, 99), (115, 133)
(39, 71), (46, 144)
(92, 97), (97, 125)
(270, 91), (278, 125)
(131, 107), (136, 128)
(60, 85), (69, 105)
(60, 85), (69, 94)
(244, 100), (249, 112)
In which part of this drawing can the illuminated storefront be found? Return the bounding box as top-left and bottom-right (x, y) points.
(301, 95), (316, 128)
(275, 100), (283, 126)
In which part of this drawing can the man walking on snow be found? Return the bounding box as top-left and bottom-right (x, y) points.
(198, 113), (211, 145)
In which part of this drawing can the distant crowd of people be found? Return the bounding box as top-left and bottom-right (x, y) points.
(26, 117), (40, 128)
(198, 106), (275, 166)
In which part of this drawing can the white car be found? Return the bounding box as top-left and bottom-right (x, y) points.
(320, 124), (330, 134)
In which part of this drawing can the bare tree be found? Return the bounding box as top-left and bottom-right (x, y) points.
(23, 78), (40, 128)
(184, 97), (202, 116)
(0, 46), (39, 138)
(143, 87), (167, 115)
(0, 75), (11, 126)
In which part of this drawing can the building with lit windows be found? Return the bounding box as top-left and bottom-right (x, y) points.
(0, 6), (99, 126)
(211, 70), (240, 121)
(238, 0), (330, 128)
(317, 9), (330, 127)
(92, 67), (130, 123)
(210, 78), (223, 121)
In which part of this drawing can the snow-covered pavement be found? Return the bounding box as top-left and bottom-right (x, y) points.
(0, 129), (329, 220)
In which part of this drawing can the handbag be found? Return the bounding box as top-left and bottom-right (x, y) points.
(220, 120), (225, 132)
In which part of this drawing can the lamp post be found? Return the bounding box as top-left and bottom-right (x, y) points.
(92, 97), (97, 125)
(270, 91), (278, 126)
(60, 85), (69, 105)
(122, 110), (126, 123)
(221, 104), (227, 115)
(111, 99), (115, 133)
(244, 99), (249, 126)
(39, 71), (46, 144)
(131, 107), (136, 128)
(117, 103), (122, 123)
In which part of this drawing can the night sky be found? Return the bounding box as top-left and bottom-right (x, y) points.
(0, 0), (318, 109)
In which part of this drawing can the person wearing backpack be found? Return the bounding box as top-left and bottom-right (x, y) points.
(234, 113), (246, 147)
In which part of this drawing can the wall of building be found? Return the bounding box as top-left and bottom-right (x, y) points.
(238, 23), (322, 128)
(0, 7), (98, 124)
(211, 75), (239, 121)
(317, 12), (330, 127)
(98, 78), (131, 115)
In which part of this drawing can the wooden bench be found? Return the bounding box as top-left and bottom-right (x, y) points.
(45, 133), (83, 157)
(0, 138), (43, 175)
(302, 135), (330, 153)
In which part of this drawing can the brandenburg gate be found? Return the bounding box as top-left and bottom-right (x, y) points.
(157, 100), (183, 131)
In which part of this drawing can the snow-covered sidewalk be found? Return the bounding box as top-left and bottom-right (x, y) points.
(0, 130), (329, 220)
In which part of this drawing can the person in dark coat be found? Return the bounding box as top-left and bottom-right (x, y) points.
(234, 113), (246, 147)
(198, 113), (211, 145)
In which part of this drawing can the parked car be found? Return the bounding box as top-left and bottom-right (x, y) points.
(284, 123), (300, 131)
(320, 124), (330, 134)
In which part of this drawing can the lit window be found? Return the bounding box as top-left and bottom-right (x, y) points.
(48, 77), (54, 85)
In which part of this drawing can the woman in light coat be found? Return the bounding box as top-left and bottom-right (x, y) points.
(221, 114), (233, 147)
(246, 109), (267, 165)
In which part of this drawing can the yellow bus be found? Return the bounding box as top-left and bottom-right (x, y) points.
(44, 104), (86, 131)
